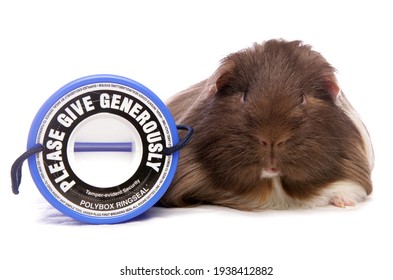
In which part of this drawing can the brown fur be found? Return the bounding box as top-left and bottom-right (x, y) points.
(160, 39), (372, 210)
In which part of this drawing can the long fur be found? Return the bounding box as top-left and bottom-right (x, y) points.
(160, 39), (373, 210)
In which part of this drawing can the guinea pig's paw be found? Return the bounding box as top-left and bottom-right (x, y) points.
(330, 196), (355, 208)
(320, 180), (368, 208)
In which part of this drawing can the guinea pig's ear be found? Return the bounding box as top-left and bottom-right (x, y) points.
(207, 57), (236, 95)
(324, 75), (341, 100)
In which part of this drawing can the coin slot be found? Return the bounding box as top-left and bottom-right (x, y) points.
(67, 113), (143, 188)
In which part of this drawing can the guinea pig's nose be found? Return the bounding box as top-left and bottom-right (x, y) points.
(259, 136), (286, 148)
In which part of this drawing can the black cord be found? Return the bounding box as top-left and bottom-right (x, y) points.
(11, 144), (44, 194)
(164, 124), (194, 155)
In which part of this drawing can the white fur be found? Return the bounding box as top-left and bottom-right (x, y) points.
(307, 180), (368, 207)
(261, 169), (280, 178)
(266, 177), (299, 208)
(258, 178), (367, 209)
(335, 91), (375, 169)
(255, 177), (302, 209)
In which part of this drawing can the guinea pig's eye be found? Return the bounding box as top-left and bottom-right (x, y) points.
(241, 89), (249, 103)
(300, 94), (308, 106)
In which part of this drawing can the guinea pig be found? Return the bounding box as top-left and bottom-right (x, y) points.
(160, 39), (374, 210)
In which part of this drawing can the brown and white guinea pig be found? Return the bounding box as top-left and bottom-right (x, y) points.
(160, 39), (374, 210)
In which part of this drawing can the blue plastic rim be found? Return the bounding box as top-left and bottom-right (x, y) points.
(27, 74), (179, 224)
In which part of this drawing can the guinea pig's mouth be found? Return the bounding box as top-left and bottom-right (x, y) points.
(261, 168), (281, 179)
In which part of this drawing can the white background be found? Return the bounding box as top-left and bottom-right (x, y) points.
(1, 1), (392, 279)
